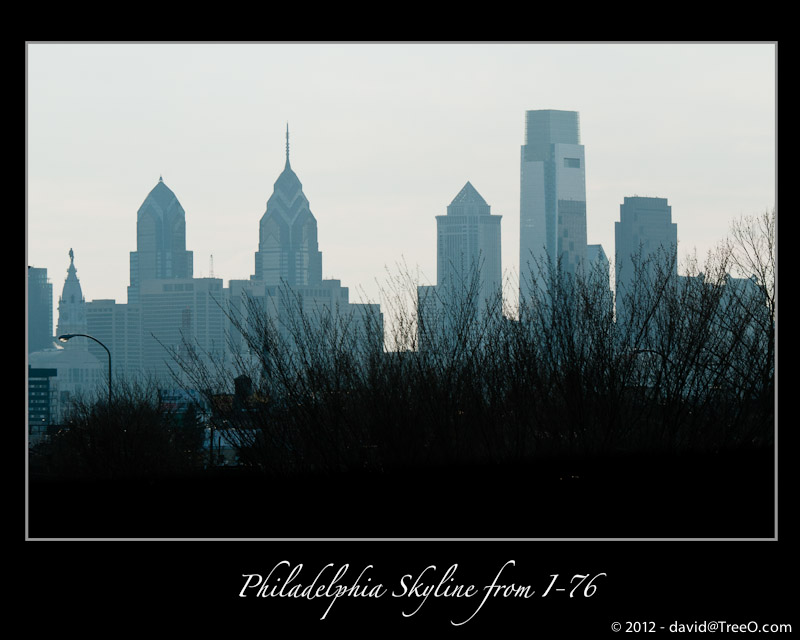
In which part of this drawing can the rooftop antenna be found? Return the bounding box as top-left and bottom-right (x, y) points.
(285, 122), (290, 167)
(209, 254), (214, 279)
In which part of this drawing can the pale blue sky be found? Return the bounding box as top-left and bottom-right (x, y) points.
(27, 42), (776, 314)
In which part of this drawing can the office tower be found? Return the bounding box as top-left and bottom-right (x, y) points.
(28, 266), (53, 353)
(140, 277), (228, 384)
(128, 177), (194, 305)
(586, 243), (613, 314)
(418, 182), (502, 352)
(86, 299), (142, 382)
(436, 181), (502, 313)
(614, 196), (678, 290)
(587, 243), (609, 274)
(236, 129), (383, 359)
(587, 243), (611, 287)
(614, 196), (678, 322)
(416, 284), (443, 353)
(519, 109), (588, 297)
(28, 366), (57, 441)
(253, 127), (323, 286)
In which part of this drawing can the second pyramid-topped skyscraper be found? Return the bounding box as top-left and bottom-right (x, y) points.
(253, 126), (323, 286)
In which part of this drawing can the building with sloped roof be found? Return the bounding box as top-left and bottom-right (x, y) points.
(436, 181), (502, 314)
(253, 126), (323, 288)
(128, 177), (194, 305)
(418, 182), (502, 352)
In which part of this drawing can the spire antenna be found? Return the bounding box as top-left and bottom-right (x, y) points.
(285, 123), (290, 166)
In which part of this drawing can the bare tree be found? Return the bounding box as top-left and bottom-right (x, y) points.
(32, 376), (205, 479)
(161, 212), (775, 479)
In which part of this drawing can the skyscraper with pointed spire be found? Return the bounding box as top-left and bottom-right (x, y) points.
(226, 127), (383, 358)
(253, 126), (323, 286)
(56, 248), (87, 347)
(128, 177), (194, 304)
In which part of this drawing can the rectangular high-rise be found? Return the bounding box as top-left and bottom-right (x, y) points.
(519, 109), (587, 298)
(614, 196), (678, 323)
(27, 266), (53, 353)
(139, 277), (228, 384)
(85, 299), (142, 382)
(417, 182), (502, 352)
(436, 181), (502, 314)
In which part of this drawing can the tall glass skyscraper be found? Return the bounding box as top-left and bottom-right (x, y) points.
(614, 196), (678, 322)
(519, 109), (587, 298)
(436, 181), (502, 314)
(27, 266), (53, 354)
(417, 182), (502, 352)
(128, 177), (194, 304)
(253, 127), (323, 286)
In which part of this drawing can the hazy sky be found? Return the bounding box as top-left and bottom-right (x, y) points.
(27, 42), (776, 315)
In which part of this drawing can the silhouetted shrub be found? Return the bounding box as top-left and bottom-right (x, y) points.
(32, 379), (206, 479)
(165, 212), (773, 478)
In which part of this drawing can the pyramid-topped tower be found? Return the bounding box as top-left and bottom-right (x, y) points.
(436, 182), (502, 301)
(446, 181), (491, 217)
(128, 177), (194, 304)
(253, 126), (323, 286)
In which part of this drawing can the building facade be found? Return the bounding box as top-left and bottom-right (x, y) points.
(253, 128), (323, 287)
(418, 182), (502, 352)
(614, 196), (678, 322)
(28, 367), (57, 444)
(85, 299), (142, 382)
(139, 277), (228, 384)
(436, 181), (502, 314)
(128, 177), (194, 305)
(240, 129), (382, 360)
(28, 266), (53, 354)
(519, 109), (588, 299)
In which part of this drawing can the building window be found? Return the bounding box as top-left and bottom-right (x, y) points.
(564, 158), (581, 169)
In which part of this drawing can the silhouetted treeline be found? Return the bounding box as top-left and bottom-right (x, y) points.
(27, 211), (775, 538)
(170, 209), (775, 479)
(30, 211), (774, 483)
(30, 378), (206, 480)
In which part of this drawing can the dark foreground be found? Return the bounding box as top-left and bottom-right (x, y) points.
(28, 447), (775, 539)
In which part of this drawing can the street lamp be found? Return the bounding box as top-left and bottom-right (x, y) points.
(58, 333), (112, 405)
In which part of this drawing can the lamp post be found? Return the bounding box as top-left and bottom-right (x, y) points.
(58, 333), (112, 405)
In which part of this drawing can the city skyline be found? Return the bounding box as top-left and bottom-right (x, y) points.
(27, 42), (776, 316)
